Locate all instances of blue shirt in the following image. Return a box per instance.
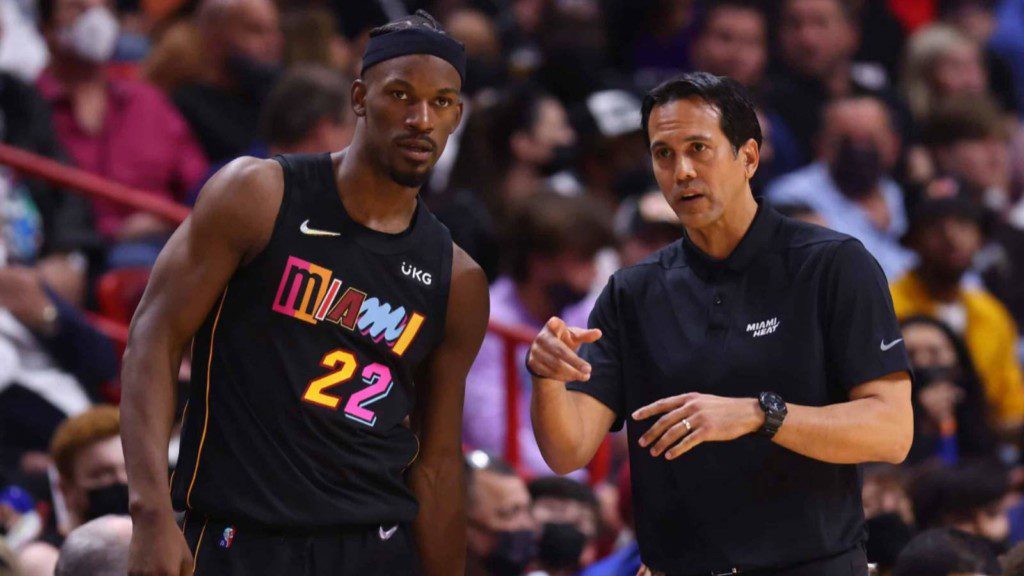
[765,162,915,281]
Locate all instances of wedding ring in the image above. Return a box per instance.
[682,418,692,433]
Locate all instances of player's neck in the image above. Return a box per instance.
[333,146,420,235]
[685,191,758,260]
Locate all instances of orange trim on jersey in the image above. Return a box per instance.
[193,518,209,571]
[392,312,425,356]
[186,288,228,509]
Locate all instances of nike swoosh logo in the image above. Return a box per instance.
[880,338,903,351]
[379,524,398,541]
[300,219,340,237]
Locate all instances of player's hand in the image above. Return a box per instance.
[128,510,193,576]
[527,316,602,383]
[633,393,764,460]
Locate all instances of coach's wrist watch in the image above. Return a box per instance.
[757,391,788,438]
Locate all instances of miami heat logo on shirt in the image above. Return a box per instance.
[271,256,425,357]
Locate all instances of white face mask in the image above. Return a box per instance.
[58,5,119,64]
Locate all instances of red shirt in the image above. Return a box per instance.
[37,69,208,238]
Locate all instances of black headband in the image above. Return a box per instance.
[361,27,466,84]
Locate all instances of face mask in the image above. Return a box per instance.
[830,137,882,200]
[912,364,962,388]
[484,529,537,576]
[546,281,589,313]
[84,482,129,521]
[59,6,119,64]
[226,54,281,101]
[538,522,587,571]
[539,145,578,177]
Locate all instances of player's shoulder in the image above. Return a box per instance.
[195,156,283,215]
[190,157,284,255]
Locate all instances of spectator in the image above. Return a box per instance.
[902,315,999,464]
[579,466,639,576]
[766,96,916,279]
[938,0,1020,114]
[444,8,506,96]
[279,7,352,73]
[259,65,355,156]
[987,0,1024,114]
[528,476,601,572]
[572,89,651,206]
[53,515,132,576]
[920,96,1024,326]
[0,540,15,576]
[890,198,1024,437]
[0,0,49,82]
[1005,542,1024,576]
[173,0,283,164]
[893,527,1002,576]
[17,406,127,576]
[0,63,98,261]
[463,192,612,477]
[613,189,683,269]
[766,0,909,162]
[908,461,1011,559]
[465,451,537,576]
[862,464,916,573]
[689,0,768,90]
[36,0,209,244]
[686,0,805,180]
[902,24,992,124]
[449,85,580,216]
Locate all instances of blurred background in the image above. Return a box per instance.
[2,0,1024,574]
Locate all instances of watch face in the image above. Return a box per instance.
[762,392,785,413]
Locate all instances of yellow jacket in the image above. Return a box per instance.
[890,272,1024,425]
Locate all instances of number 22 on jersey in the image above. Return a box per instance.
[302,348,395,427]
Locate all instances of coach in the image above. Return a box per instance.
[528,72,912,576]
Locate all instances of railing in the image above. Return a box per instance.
[0,143,612,483]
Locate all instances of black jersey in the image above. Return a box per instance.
[170,153,453,529]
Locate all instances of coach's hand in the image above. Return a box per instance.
[128,510,193,576]
[527,317,602,383]
[633,393,765,460]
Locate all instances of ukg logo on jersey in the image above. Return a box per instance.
[272,256,425,356]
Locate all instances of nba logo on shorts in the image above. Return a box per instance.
[219,526,236,549]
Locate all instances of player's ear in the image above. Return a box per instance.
[351,79,368,118]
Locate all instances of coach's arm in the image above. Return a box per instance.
[121,158,281,576]
[409,245,488,576]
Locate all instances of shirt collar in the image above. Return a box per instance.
[681,198,781,273]
[36,67,129,105]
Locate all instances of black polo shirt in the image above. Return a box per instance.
[567,203,909,574]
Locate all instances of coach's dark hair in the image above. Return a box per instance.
[260,66,350,148]
[640,72,762,153]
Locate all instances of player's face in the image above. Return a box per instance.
[648,97,758,231]
[354,55,464,188]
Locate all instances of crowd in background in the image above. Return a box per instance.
[2,0,1024,574]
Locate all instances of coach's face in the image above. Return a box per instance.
[648,97,758,230]
[353,55,464,188]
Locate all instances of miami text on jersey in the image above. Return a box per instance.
[272,255,426,356]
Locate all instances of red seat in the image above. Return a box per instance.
[96,267,151,324]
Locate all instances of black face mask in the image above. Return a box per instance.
[546,281,589,313]
[484,529,537,576]
[84,482,129,521]
[830,137,883,200]
[226,54,281,102]
[539,145,578,177]
[538,522,587,571]
[912,364,962,388]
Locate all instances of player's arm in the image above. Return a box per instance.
[121,157,281,576]
[409,245,488,576]
[633,372,913,464]
[529,317,617,475]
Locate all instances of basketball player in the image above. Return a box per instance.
[120,12,488,576]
